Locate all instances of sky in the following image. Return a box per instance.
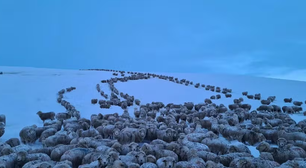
[0,0,306,81]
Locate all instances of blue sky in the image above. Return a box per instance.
[0,0,306,80]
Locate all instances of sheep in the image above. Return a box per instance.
[242,91,248,96]
[292,106,303,113]
[239,104,251,111]
[21,160,56,168]
[55,112,72,121]
[156,156,176,168]
[225,93,232,98]
[81,152,111,166]
[205,98,212,104]
[247,95,254,99]
[201,138,229,155]
[16,151,51,167]
[114,127,146,144]
[78,128,100,138]
[271,105,282,112]
[0,126,4,138]
[140,163,157,168]
[261,99,271,105]
[177,134,210,152]
[257,105,273,112]
[42,133,72,147]
[60,148,93,168]
[39,128,57,142]
[233,99,241,104]
[37,111,55,122]
[119,142,140,155]
[230,157,277,168]
[242,130,266,145]
[100,124,117,139]
[266,96,276,102]
[228,104,239,111]
[156,128,175,143]
[254,93,261,100]
[19,124,38,144]
[106,160,127,168]
[259,152,274,161]
[284,98,293,103]
[0,115,5,126]
[219,153,253,167]
[5,138,20,147]
[228,143,251,154]
[278,130,306,142]
[184,102,194,110]
[50,145,77,161]
[119,151,147,166]
[282,106,294,113]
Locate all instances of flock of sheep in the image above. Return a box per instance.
[1,69,306,168]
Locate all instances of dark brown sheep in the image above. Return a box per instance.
[284,98,293,103]
[247,95,254,99]
[293,101,303,106]
[91,99,98,104]
[37,111,55,122]
[225,93,232,98]
[242,91,248,96]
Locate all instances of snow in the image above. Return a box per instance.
[1,66,306,158]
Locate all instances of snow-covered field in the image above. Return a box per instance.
[1,66,306,159]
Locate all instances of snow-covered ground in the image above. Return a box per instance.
[1,66,306,158]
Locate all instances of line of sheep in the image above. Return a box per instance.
[85,69,306,113]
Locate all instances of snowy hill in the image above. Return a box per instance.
[1,66,306,166]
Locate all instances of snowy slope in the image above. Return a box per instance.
[1,66,306,158]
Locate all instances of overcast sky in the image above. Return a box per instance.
[1,0,306,81]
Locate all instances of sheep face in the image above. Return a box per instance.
[129,142,140,152]
[97,156,108,167]
[135,151,147,165]
[277,138,287,148]
[161,157,176,168]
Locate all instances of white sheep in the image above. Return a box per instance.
[156,156,176,168]
[19,124,38,144]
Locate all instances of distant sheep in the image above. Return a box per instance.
[91,99,98,104]
[261,99,271,105]
[247,95,254,99]
[293,101,303,106]
[267,96,276,102]
[225,93,232,98]
[254,93,261,100]
[284,98,293,103]
[135,99,141,106]
[242,91,248,96]
[205,98,212,104]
